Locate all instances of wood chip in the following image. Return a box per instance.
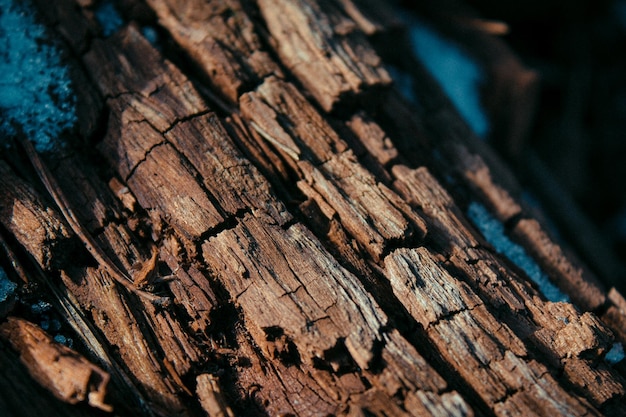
[0,317,112,412]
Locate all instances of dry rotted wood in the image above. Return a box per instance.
[1,0,625,416]
[0,339,91,417]
[0,161,74,270]
[0,317,111,412]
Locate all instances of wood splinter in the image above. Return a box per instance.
[0,317,113,412]
[16,135,170,306]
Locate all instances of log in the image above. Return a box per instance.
[0,0,625,416]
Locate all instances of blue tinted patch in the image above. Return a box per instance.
[0,267,17,316]
[0,268,17,303]
[0,0,77,152]
[605,342,625,365]
[408,18,489,138]
[94,0,124,37]
[467,201,569,302]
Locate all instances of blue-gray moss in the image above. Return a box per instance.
[94,0,124,37]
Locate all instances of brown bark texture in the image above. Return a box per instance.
[0,0,625,416]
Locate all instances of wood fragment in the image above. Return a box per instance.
[257,0,392,111]
[0,317,112,412]
[60,266,194,415]
[512,218,607,311]
[16,136,168,304]
[0,160,73,270]
[196,374,236,417]
[145,0,281,102]
[336,0,402,36]
[0,340,89,417]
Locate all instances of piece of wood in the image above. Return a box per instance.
[0,339,90,417]
[257,0,392,112]
[240,77,427,260]
[145,0,281,103]
[196,374,235,417]
[0,317,112,412]
[0,161,74,270]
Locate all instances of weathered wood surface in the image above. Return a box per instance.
[0,161,74,270]
[0,317,111,412]
[0,337,92,417]
[1,0,625,416]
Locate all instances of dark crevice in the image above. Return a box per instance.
[503,212,524,230]
[278,216,299,232]
[160,109,213,135]
[124,140,167,182]
[365,334,386,374]
[399,322,498,417]
[377,228,428,264]
[262,326,302,367]
[312,338,361,375]
[221,114,304,209]
[197,278,269,417]
[197,208,252,243]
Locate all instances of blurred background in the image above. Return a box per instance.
[465,0,626,265]
[398,0,626,290]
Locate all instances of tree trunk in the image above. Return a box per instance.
[1,0,625,416]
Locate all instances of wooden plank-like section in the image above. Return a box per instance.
[77,22,468,417]
[202,213,469,415]
[391,162,625,412]
[385,247,599,416]
[241,77,426,260]
[257,0,392,112]
[145,0,281,102]
[0,317,111,412]
[202,214,386,369]
[0,161,74,270]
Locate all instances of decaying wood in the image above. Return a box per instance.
[0,317,111,411]
[195,374,235,417]
[17,136,166,303]
[256,0,391,112]
[240,76,427,260]
[145,0,281,103]
[0,161,74,270]
[0,339,89,417]
[82,25,469,415]
[1,0,625,416]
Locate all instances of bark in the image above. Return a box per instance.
[0,0,625,416]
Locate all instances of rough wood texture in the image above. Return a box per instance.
[0,340,90,417]
[2,0,625,416]
[145,0,281,103]
[0,161,74,270]
[257,0,392,112]
[240,76,427,260]
[0,317,111,412]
